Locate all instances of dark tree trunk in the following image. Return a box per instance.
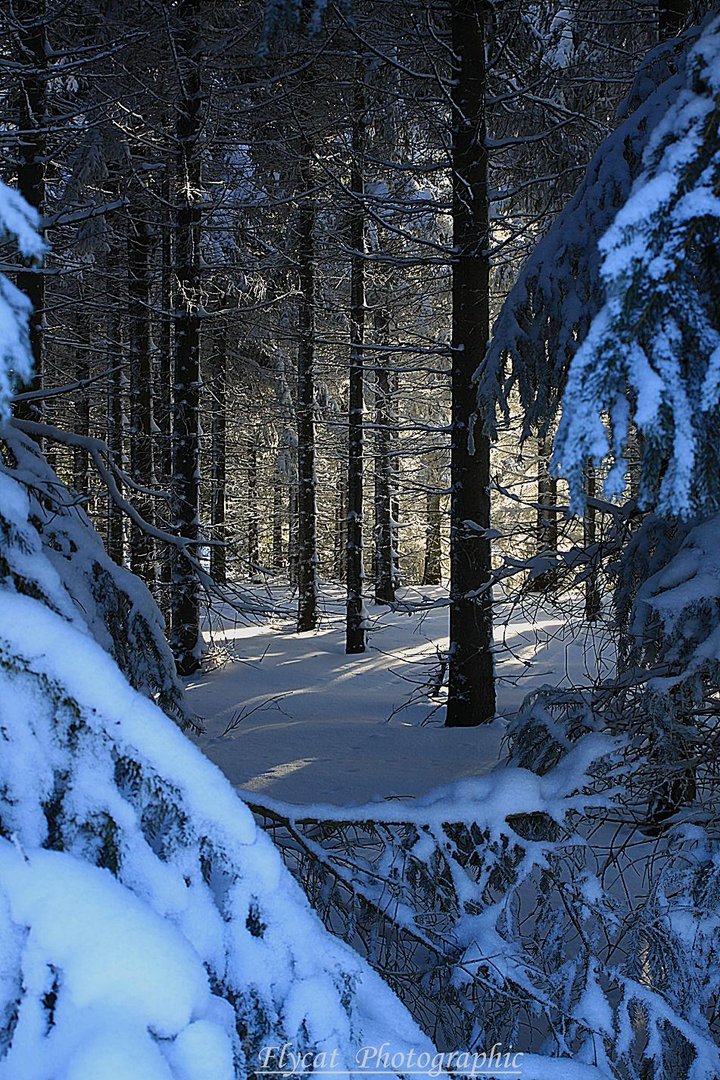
[157,162,175,599]
[272,470,284,573]
[14,0,47,420]
[210,336,227,586]
[529,432,558,593]
[334,462,347,583]
[73,350,90,497]
[446,0,496,727]
[107,312,125,566]
[390,367,401,591]
[288,482,299,589]
[584,466,601,622]
[373,302,395,604]
[537,434,558,553]
[170,0,203,675]
[346,70,367,654]
[422,488,443,587]
[296,160,319,632]
[247,436,259,576]
[127,218,156,587]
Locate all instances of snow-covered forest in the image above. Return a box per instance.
[2,0,720,1077]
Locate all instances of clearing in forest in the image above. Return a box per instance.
[188,585,613,805]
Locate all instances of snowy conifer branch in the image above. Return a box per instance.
[476,25,702,440]
[554,16,720,518]
[11,419,284,619]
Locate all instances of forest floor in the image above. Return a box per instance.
[187,585,614,807]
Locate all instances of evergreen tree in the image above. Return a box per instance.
[554,14,720,519]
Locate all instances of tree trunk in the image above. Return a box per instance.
[390,367,401,591]
[157,161,175,600]
[272,470,284,573]
[373,303,395,604]
[170,0,203,675]
[584,466,601,622]
[446,0,496,727]
[247,436,259,576]
[288,482,299,589]
[73,349,90,497]
[295,159,319,632]
[422,488,443,587]
[528,432,558,593]
[14,0,47,421]
[127,218,156,587]
[346,69,367,654]
[106,312,125,567]
[210,336,227,586]
[334,462,347,583]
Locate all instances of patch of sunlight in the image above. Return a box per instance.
[242,757,316,792]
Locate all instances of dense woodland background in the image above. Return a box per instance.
[3,2,720,1077]
[2,0,705,717]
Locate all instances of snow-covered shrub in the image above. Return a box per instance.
[0,559,432,1077]
[0,182,435,1078]
[258,711,720,1079]
[553,16,720,518]
[612,512,690,668]
[627,515,720,698]
[610,511,720,826]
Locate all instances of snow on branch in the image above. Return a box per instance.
[553,16,720,518]
[0,182,44,422]
[476,25,701,441]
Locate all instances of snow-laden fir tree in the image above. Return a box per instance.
[0,180,436,1079]
[553,14,720,519]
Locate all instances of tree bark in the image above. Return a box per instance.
[210,335,227,586]
[373,301,395,604]
[157,161,175,599]
[334,462,347,583]
[296,157,319,632]
[106,312,125,567]
[272,470,284,573]
[288,482,299,589]
[170,0,203,675]
[422,488,443,587]
[346,68,367,654]
[584,466,601,622]
[528,432,558,593]
[247,436,259,576]
[390,367,401,591]
[446,0,496,727]
[73,349,90,497]
[127,217,156,586]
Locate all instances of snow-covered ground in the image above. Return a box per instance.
[187,585,613,806]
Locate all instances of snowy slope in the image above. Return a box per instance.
[0,454,442,1079]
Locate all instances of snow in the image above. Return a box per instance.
[2,430,193,726]
[187,586,612,806]
[552,16,720,519]
[0,181,43,422]
[0,439,443,1079]
[477,21,700,440]
[0,843,215,1079]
